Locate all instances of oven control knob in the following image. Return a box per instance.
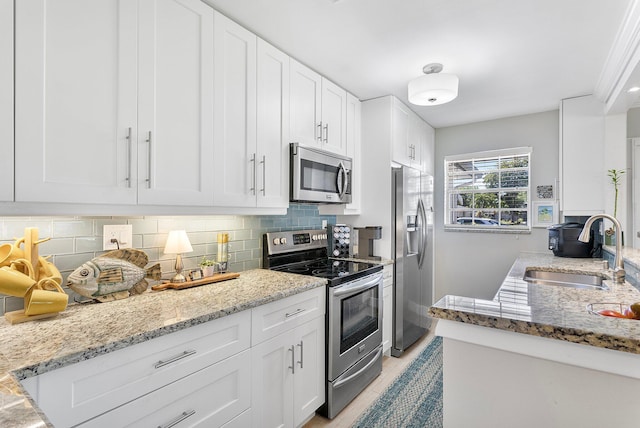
[273,238,280,245]
[311,234,317,241]
[280,237,287,245]
[333,249,340,256]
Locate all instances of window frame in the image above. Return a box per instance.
[444,147,532,233]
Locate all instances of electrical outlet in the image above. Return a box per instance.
[103,225,133,250]
[322,220,328,228]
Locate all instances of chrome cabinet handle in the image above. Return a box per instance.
[260,155,266,195]
[316,122,323,141]
[250,153,256,195]
[297,340,304,369]
[125,127,132,188]
[158,410,196,428]
[154,350,196,369]
[323,123,329,143]
[146,131,152,188]
[285,308,305,318]
[288,345,295,374]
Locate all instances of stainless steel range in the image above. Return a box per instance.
[263,229,384,419]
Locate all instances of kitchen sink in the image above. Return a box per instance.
[523,269,608,291]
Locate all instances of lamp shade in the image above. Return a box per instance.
[408,73,459,106]
[163,230,193,254]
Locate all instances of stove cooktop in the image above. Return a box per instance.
[271,258,382,286]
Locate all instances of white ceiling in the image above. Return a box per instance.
[203,0,633,128]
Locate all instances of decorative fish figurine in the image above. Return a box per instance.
[67,249,162,302]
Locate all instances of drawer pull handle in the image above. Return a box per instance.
[158,409,196,428]
[285,308,305,318]
[154,350,196,369]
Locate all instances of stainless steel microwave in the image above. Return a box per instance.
[290,143,352,204]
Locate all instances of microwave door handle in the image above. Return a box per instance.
[417,199,428,269]
[336,162,347,199]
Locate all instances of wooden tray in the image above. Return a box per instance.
[151,272,240,291]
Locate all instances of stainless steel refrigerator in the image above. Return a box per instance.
[391,166,434,357]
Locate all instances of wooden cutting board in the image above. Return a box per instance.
[151,272,240,291]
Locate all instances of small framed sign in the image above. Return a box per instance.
[532,201,558,228]
[189,269,203,281]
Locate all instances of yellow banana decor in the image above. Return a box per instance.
[0,227,68,324]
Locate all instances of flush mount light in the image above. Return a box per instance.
[628,86,640,93]
[408,63,459,106]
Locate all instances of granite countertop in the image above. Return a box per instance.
[429,252,640,354]
[0,269,326,428]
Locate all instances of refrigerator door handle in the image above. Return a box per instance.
[417,199,428,269]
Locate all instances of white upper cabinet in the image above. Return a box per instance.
[559,95,605,216]
[15,0,214,206]
[392,97,429,170]
[213,12,289,209]
[213,11,257,207]
[256,39,290,208]
[290,59,347,155]
[0,0,13,201]
[321,79,348,155]
[137,0,215,206]
[319,92,362,215]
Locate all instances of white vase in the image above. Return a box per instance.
[202,266,215,278]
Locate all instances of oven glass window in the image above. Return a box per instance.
[340,287,379,354]
[301,159,339,193]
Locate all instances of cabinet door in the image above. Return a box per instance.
[251,328,295,428]
[560,95,605,215]
[15,0,138,204]
[290,59,322,148]
[321,78,347,155]
[422,121,435,175]
[408,113,422,169]
[212,11,258,207]
[0,0,13,201]
[392,99,411,167]
[256,39,290,209]
[293,316,325,427]
[137,0,214,206]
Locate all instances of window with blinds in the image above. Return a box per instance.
[444,147,531,231]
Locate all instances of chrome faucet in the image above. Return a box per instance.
[578,214,625,283]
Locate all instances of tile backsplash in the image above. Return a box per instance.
[0,204,335,314]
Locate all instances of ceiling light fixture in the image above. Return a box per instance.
[408,63,459,106]
[628,86,640,93]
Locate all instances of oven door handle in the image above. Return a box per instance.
[333,347,383,389]
[332,274,382,297]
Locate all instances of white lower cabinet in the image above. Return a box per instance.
[20,288,326,427]
[79,349,252,427]
[22,310,251,427]
[251,316,325,428]
[251,286,326,428]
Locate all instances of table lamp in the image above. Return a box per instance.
[163,230,193,283]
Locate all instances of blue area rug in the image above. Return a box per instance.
[352,336,443,428]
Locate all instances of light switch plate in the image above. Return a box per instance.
[103,225,133,250]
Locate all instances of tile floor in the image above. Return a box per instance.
[304,326,437,428]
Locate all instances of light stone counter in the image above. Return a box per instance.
[429,252,640,354]
[0,269,326,428]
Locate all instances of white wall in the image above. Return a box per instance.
[434,110,558,300]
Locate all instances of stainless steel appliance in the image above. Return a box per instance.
[263,229,383,419]
[391,166,434,357]
[290,143,352,204]
[354,226,382,260]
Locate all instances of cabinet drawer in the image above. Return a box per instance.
[252,287,325,345]
[25,310,250,427]
[79,349,252,428]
